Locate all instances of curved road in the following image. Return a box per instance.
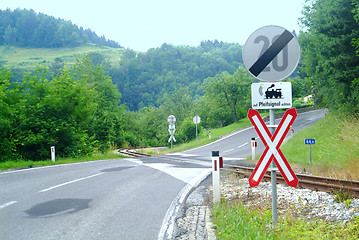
[0,109,327,240]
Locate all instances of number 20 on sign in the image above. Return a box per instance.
[243,25,301,82]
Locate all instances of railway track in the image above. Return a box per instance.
[117,149,359,198]
[118,149,152,158]
[227,165,359,198]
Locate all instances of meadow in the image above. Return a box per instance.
[0,44,123,69]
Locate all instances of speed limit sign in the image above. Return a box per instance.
[243,25,300,82]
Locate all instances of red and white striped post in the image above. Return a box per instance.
[212,151,221,203]
[251,137,257,161]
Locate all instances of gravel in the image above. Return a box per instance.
[220,174,359,224]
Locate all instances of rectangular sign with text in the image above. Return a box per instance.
[251,82,292,109]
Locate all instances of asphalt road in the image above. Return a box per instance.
[178,108,327,162]
[0,108,327,240]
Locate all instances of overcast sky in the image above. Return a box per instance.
[0,0,307,52]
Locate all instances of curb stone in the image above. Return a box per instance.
[175,206,216,240]
[205,207,216,240]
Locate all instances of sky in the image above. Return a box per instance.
[0,0,307,52]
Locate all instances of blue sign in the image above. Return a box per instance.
[305,139,315,145]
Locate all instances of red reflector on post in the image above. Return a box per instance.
[219,157,223,168]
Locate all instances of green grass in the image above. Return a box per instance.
[0,153,125,171]
[281,112,359,179]
[212,202,277,239]
[212,201,359,240]
[213,112,359,239]
[0,44,124,69]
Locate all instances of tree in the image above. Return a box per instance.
[70,56,125,152]
[3,25,16,45]
[0,68,16,161]
[0,56,126,161]
[203,67,253,122]
[32,14,57,47]
[299,0,359,114]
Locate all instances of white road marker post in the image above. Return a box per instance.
[212,151,221,204]
[51,146,55,163]
[251,137,257,161]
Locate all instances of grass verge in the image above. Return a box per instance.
[212,201,359,240]
[281,112,359,180]
[213,111,359,239]
[0,153,125,171]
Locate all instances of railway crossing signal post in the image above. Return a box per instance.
[193,115,201,141]
[243,25,300,224]
[167,115,176,152]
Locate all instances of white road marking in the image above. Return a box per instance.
[39,172,105,193]
[223,148,235,153]
[0,201,17,210]
[223,157,246,161]
[237,142,248,148]
[182,126,254,152]
[144,163,209,184]
[167,153,198,157]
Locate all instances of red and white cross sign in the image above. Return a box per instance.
[248,108,298,188]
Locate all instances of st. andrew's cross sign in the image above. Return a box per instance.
[247,108,298,188]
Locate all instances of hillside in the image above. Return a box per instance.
[0,8,122,48]
[0,40,246,111]
[0,44,124,69]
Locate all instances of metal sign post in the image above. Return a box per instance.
[193,115,200,141]
[269,109,278,223]
[243,25,300,224]
[305,139,315,166]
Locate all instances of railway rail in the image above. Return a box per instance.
[117,149,359,198]
[227,165,359,198]
[118,149,152,158]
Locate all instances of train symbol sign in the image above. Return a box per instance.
[247,108,298,188]
[243,25,300,82]
[251,82,292,109]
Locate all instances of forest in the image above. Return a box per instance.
[0,0,359,162]
[108,41,244,111]
[0,8,122,48]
